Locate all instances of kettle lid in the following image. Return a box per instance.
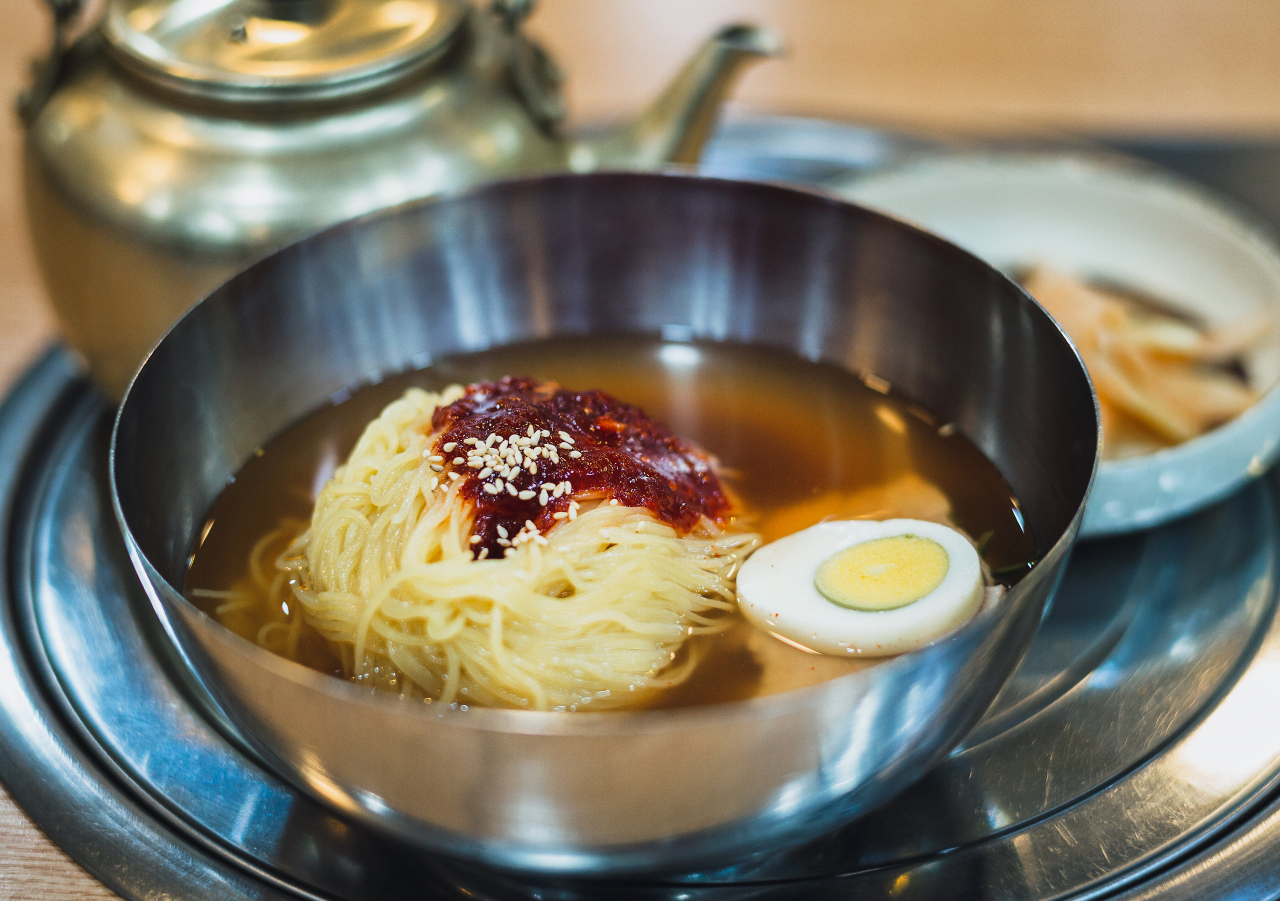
[102,0,467,102]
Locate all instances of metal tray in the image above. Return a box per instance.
[7,118,1280,899]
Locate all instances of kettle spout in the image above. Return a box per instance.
[577,24,783,170]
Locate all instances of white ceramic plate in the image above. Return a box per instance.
[834,152,1280,537]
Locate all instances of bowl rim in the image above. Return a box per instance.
[108,169,1099,736]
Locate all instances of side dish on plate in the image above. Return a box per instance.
[1022,266,1271,459]
[839,152,1280,535]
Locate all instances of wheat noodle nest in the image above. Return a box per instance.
[265,386,760,711]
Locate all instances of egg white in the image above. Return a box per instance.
[736,518,985,657]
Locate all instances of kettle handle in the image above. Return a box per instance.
[18,0,88,124]
[491,0,565,133]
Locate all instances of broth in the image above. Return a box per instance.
[185,336,1037,707]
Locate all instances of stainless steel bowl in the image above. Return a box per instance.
[111,172,1098,876]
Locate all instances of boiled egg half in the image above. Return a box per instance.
[736,519,985,656]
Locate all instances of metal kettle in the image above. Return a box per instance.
[20,0,781,397]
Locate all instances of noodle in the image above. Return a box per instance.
[279,386,760,711]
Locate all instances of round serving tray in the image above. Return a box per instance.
[7,118,1280,899]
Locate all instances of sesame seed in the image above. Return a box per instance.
[610,499,619,506]
[568,506,577,521]
[483,483,499,495]
[478,547,489,559]
[470,535,481,544]
[430,463,444,472]
[539,491,549,505]
[525,520,536,529]
[541,483,554,490]
[430,477,439,490]
[863,373,891,394]
[518,490,534,500]
[553,485,564,498]
[449,472,461,481]
[535,535,549,546]
[469,460,484,469]
[527,425,536,438]
[464,437,478,445]
[559,442,571,450]
[497,525,508,538]
[427,454,444,463]
[479,467,492,479]
[569,450,582,459]
[559,431,573,443]
[453,457,465,465]
[494,479,504,491]
[553,511,568,520]
[443,442,457,452]
[506,483,517,496]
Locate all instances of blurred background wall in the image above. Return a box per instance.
[526,0,1280,136]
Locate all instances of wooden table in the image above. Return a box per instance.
[4,1,1280,897]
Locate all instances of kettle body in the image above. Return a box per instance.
[22,0,779,396]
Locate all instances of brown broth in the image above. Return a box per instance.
[184,336,1038,707]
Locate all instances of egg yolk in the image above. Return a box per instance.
[814,535,949,611]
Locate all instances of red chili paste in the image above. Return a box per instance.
[431,377,732,558]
